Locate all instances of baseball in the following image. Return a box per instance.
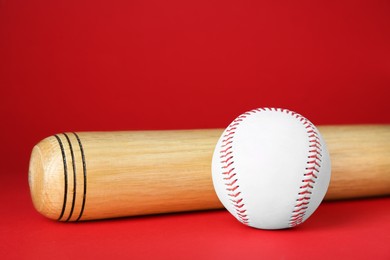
[212,107,331,229]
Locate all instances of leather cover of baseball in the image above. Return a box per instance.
[212,108,331,229]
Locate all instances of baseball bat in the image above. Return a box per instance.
[29,125,390,221]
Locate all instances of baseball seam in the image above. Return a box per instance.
[219,113,252,225]
[287,111,322,227]
[220,107,322,227]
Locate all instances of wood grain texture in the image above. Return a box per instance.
[321,125,390,200]
[29,125,390,221]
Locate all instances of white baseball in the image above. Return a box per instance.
[212,108,331,229]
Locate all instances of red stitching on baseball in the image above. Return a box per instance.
[222,168,235,175]
[298,190,312,195]
[231,198,243,204]
[224,173,237,180]
[220,156,234,163]
[220,120,249,224]
[226,179,238,186]
[220,146,233,153]
[288,111,323,227]
[221,141,233,148]
[220,151,232,158]
[224,131,235,137]
[296,196,310,201]
[234,203,245,209]
[296,201,309,207]
[226,185,239,192]
[222,136,234,142]
[221,161,234,168]
[293,207,308,213]
[305,171,318,176]
[300,183,313,189]
[291,212,305,218]
[228,192,241,197]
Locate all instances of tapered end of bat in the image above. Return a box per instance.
[29,145,44,215]
[29,133,88,221]
[29,136,65,220]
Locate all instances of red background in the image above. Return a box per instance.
[1,0,389,259]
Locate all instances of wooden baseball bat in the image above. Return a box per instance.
[29,125,390,221]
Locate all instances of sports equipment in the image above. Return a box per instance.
[212,108,330,229]
[29,119,390,222]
